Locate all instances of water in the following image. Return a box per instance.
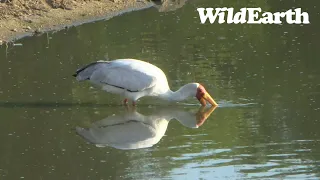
[0,0,320,179]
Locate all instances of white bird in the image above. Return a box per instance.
[76,106,216,150]
[73,59,218,106]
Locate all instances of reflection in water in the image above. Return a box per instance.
[76,106,216,150]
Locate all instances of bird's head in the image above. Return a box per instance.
[195,83,218,107]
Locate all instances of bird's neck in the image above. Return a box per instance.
[160,84,194,102]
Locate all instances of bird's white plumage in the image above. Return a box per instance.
[91,59,160,92]
[75,59,170,101]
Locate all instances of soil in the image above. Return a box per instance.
[0,0,152,44]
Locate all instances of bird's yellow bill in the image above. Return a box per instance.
[200,92,218,107]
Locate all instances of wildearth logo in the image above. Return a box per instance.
[197,8,310,24]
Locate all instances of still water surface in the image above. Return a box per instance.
[0,0,320,179]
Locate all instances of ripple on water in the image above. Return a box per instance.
[167,139,320,179]
[172,148,232,161]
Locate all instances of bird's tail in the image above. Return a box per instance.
[73,61,109,81]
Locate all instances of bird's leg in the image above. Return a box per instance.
[123,98,128,105]
[124,103,136,112]
[131,105,136,111]
[125,104,130,111]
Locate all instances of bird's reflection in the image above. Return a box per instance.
[76,106,216,150]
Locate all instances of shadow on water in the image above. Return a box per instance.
[76,106,216,150]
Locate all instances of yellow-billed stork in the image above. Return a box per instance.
[73,59,218,106]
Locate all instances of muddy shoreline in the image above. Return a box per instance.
[0,0,153,44]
